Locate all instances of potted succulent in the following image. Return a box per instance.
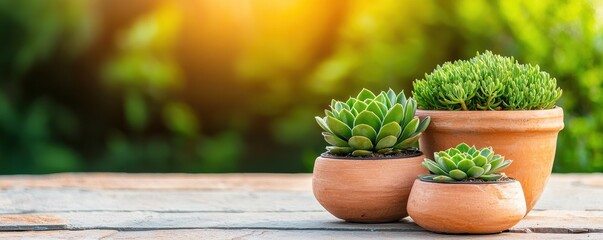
[313,88,430,223]
[412,51,564,213]
[408,143,526,234]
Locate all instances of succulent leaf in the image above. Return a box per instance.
[400,118,419,139]
[376,122,402,142]
[382,103,404,124]
[432,175,455,182]
[393,132,421,149]
[354,111,381,132]
[326,116,352,139]
[346,97,357,108]
[352,150,372,157]
[472,155,487,167]
[366,101,384,119]
[351,124,377,143]
[457,159,475,172]
[315,116,331,132]
[348,136,373,150]
[456,143,470,152]
[375,135,397,150]
[326,146,354,155]
[449,169,468,180]
[419,143,512,182]
[352,101,368,113]
[422,160,448,175]
[337,109,355,127]
[415,116,431,134]
[386,89,397,107]
[467,166,485,177]
[357,88,376,101]
[322,132,349,147]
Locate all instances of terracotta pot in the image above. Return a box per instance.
[415,108,563,213]
[312,153,427,223]
[408,179,526,234]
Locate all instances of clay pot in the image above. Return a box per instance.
[415,108,563,213]
[312,153,427,223]
[408,179,526,234]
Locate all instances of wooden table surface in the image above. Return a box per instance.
[0,173,601,239]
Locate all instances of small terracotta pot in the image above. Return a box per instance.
[415,107,563,213]
[312,153,427,223]
[408,179,526,234]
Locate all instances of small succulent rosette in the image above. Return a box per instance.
[420,143,513,182]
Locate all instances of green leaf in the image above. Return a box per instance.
[419,174,438,181]
[346,97,357,108]
[357,88,376,101]
[326,116,352,139]
[366,101,384,119]
[314,116,331,133]
[354,110,381,131]
[467,166,485,177]
[326,146,353,155]
[322,132,349,147]
[352,150,372,157]
[352,124,377,143]
[441,157,457,171]
[491,160,512,173]
[352,101,368,113]
[396,91,407,106]
[457,159,476,172]
[376,122,401,142]
[401,99,416,126]
[472,155,487,167]
[338,109,355,127]
[400,118,419,139]
[374,93,387,106]
[456,143,470,152]
[433,175,455,182]
[422,159,448,175]
[449,169,468,180]
[394,132,421,148]
[386,89,397,108]
[348,136,373,150]
[415,116,431,133]
[382,103,404,125]
[448,148,461,156]
[482,163,492,174]
[375,135,397,150]
[480,147,494,159]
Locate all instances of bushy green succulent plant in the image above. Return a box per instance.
[412,51,562,110]
[315,88,430,157]
[420,143,512,182]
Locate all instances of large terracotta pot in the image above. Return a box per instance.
[312,153,427,223]
[415,108,563,213]
[408,179,526,234]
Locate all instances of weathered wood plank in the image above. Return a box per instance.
[0,189,321,214]
[0,210,600,233]
[2,229,600,240]
[0,173,312,191]
[0,230,117,239]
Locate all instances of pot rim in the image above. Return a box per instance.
[415,106,562,113]
[417,178,517,185]
[319,149,423,160]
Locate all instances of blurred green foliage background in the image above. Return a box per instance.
[0,0,601,173]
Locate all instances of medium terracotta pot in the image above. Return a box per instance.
[408,179,526,234]
[415,108,563,213]
[312,153,427,223]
